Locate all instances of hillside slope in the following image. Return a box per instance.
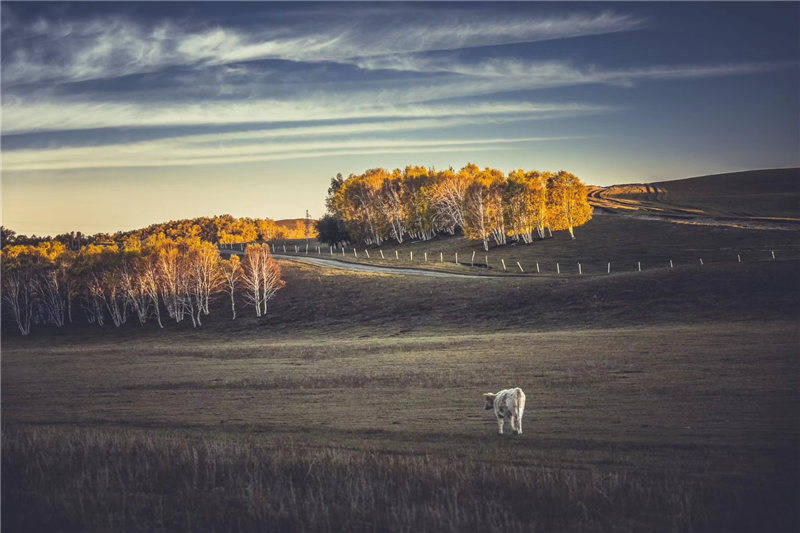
[588,168,800,226]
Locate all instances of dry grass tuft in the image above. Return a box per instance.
[4,425,795,532]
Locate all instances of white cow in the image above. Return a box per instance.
[483,387,526,435]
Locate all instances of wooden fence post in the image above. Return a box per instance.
[305,244,308,254]
[440,252,443,262]
[485,254,489,269]
[471,251,476,267]
[354,249,358,258]
[578,263,582,275]
[737,253,741,263]
[637,261,641,272]
[607,262,611,274]
[424,252,428,262]
[669,259,673,268]
[410,251,413,261]
[556,262,560,274]
[536,262,540,273]
[455,252,458,264]
[501,259,507,271]
[517,261,524,272]
[395,250,399,260]
[699,258,703,265]
[365,250,370,258]
[771,250,776,260]
[380,249,385,259]
[283,244,286,252]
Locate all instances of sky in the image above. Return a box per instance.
[1,2,798,236]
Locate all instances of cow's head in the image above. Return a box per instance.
[483,393,496,410]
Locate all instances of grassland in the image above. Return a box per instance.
[4,246,800,530]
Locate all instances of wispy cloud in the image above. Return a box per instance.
[2,56,781,136]
[1,99,608,134]
[2,134,584,171]
[353,55,791,84]
[1,9,643,86]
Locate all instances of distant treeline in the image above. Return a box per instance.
[1,214,316,251]
[319,164,592,250]
[1,237,284,336]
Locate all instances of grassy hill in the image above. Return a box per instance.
[588,167,800,222]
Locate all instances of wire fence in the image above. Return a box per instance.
[218,242,798,277]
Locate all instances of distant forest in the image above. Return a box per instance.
[1,215,316,251]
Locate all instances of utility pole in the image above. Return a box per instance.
[305,209,311,239]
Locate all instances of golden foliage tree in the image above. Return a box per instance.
[546,171,593,239]
[242,244,285,317]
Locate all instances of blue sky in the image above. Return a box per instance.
[1,2,798,235]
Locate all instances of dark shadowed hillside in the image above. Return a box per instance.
[588,168,800,223]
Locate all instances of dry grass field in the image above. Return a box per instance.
[3,249,800,530]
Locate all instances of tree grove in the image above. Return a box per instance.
[1,236,285,336]
[323,165,592,250]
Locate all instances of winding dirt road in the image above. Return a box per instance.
[270,254,492,278]
[224,248,492,277]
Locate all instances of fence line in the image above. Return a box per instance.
[222,243,796,277]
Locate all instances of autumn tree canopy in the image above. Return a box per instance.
[324,164,592,250]
[1,236,285,336]
[1,214,316,251]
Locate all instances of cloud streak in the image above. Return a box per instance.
[2,134,584,171]
[1,99,609,135]
[1,8,643,86]
[354,55,791,84]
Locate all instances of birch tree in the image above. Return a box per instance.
[242,245,263,317]
[221,255,242,319]
[462,166,506,250]
[188,239,221,323]
[505,170,547,243]
[242,244,285,317]
[429,168,470,234]
[157,244,183,322]
[547,171,593,239]
[378,169,406,243]
[120,261,149,325]
[35,267,67,327]
[341,172,386,245]
[401,166,437,241]
[2,268,34,335]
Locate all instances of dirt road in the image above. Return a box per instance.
[271,254,491,278]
